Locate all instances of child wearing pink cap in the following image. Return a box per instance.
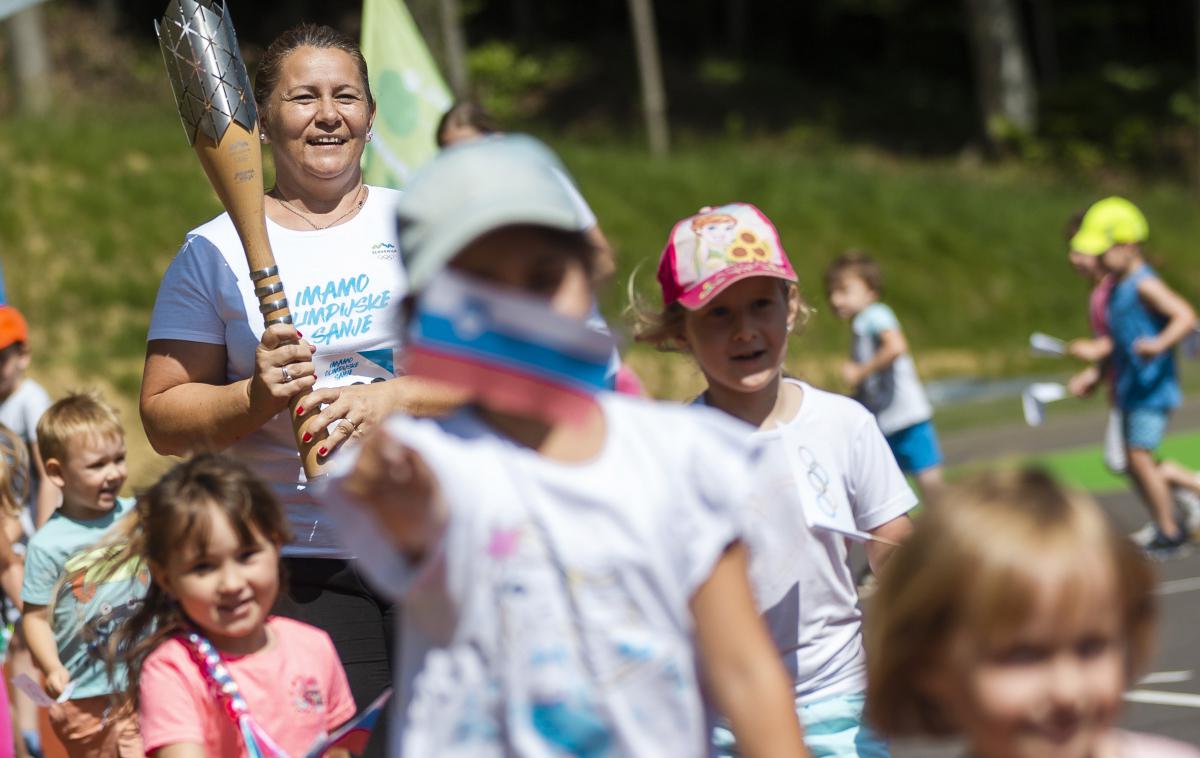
[635,202,915,757]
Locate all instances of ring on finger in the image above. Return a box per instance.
[280,365,293,383]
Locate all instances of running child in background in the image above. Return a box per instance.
[867,468,1200,758]
[102,454,356,758]
[1071,197,1197,556]
[1060,206,1200,544]
[20,392,146,756]
[635,203,914,757]
[824,252,944,502]
[323,136,807,757]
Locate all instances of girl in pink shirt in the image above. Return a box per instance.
[866,468,1200,758]
[111,454,355,757]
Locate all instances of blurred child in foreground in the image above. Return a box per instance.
[867,468,1200,757]
[322,136,806,756]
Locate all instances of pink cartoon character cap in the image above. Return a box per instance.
[656,202,798,309]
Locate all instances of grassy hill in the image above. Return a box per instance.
[3,106,1199,481]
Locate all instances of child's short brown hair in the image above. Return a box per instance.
[36,391,124,465]
[865,468,1156,738]
[823,250,883,297]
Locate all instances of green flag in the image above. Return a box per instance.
[361,0,453,188]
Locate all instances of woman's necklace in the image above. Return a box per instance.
[271,184,367,230]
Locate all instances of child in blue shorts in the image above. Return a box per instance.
[1070,196,1197,556]
[825,252,944,502]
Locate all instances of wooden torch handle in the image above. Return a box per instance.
[192,126,326,478]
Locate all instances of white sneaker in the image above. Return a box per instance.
[1172,484,1200,533]
[1130,522,1157,548]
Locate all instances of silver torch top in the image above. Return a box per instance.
[155,0,257,146]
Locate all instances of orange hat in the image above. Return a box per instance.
[0,306,28,351]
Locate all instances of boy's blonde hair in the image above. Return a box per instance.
[865,468,1156,738]
[0,424,29,517]
[36,391,124,465]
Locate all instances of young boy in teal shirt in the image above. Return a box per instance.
[21,392,148,755]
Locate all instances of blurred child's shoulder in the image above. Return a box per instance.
[865,301,899,320]
[1110,729,1200,757]
[601,391,754,439]
[381,409,493,450]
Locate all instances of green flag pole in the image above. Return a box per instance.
[361,0,454,188]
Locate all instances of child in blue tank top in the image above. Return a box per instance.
[1070,197,1197,556]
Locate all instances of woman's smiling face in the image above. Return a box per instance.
[263,46,374,187]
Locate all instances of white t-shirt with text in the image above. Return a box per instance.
[147,187,407,557]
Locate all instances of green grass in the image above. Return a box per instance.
[1016,430,1200,494]
[4,106,1200,405]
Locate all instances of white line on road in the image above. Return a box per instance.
[1156,576,1200,595]
[1139,670,1194,685]
[1125,690,1200,708]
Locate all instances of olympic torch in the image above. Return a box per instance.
[156,0,322,477]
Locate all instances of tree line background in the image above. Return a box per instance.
[5,0,1200,182]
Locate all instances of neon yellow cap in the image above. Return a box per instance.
[1069,196,1148,256]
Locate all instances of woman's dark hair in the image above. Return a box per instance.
[96,453,291,710]
[436,100,499,147]
[253,23,375,117]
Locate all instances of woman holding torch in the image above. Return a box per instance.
[142,23,448,756]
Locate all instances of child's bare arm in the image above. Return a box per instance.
[692,543,809,758]
[32,444,60,527]
[1134,277,1197,357]
[843,328,907,388]
[1067,336,1112,363]
[866,514,913,574]
[338,427,446,560]
[1067,364,1103,398]
[21,603,69,696]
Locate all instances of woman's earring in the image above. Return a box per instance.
[260,132,266,143]
[366,130,374,143]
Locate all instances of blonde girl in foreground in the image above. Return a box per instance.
[867,468,1200,758]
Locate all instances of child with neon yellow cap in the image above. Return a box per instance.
[1071,196,1197,556]
[1060,208,1200,546]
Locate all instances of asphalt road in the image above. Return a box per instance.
[890,405,1200,755]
